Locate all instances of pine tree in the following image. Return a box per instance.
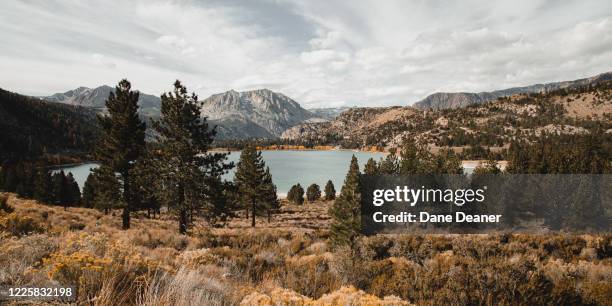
[129,152,163,219]
[65,172,81,206]
[152,80,232,234]
[399,140,427,174]
[33,168,53,203]
[378,148,399,174]
[90,166,121,215]
[431,149,463,174]
[82,170,96,209]
[306,183,321,202]
[234,144,270,227]
[329,155,361,248]
[287,184,297,203]
[15,163,35,198]
[290,183,304,205]
[96,79,146,229]
[363,158,378,175]
[52,170,68,209]
[262,167,279,222]
[324,180,336,200]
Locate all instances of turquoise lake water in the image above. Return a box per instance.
[55,150,478,196]
[55,150,386,196]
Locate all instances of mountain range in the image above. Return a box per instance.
[41,87,334,139]
[36,71,611,139]
[414,71,612,109]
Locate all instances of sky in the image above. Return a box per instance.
[1,0,611,108]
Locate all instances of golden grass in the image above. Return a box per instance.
[1,192,610,305]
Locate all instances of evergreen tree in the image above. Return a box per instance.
[262,167,279,222]
[96,79,146,229]
[306,183,321,202]
[152,80,232,234]
[399,140,428,174]
[52,171,68,209]
[324,180,336,200]
[15,163,35,198]
[90,166,121,215]
[287,184,297,203]
[234,144,270,227]
[363,158,378,175]
[430,149,463,174]
[82,170,96,209]
[33,168,53,203]
[378,148,399,174]
[329,155,361,248]
[129,152,163,219]
[65,172,81,206]
[289,183,305,205]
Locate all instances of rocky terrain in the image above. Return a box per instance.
[283,80,612,150]
[414,71,612,109]
[201,89,317,138]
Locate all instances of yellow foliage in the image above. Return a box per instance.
[240,286,411,305]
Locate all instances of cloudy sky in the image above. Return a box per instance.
[1,0,611,107]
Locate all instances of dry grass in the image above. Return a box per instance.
[1,192,610,305]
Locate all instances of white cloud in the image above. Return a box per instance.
[0,0,611,105]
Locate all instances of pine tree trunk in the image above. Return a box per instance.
[122,206,130,230]
[122,173,131,230]
[179,209,188,235]
[267,210,271,223]
[251,199,256,227]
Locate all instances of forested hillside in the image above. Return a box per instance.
[283,81,612,158]
[0,88,99,161]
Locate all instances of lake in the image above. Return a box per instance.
[55,150,480,196]
[55,150,386,196]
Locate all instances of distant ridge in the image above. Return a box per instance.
[414,71,612,109]
[42,85,161,117]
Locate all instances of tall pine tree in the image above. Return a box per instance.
[329,155,361,248]
[234,144,275,227]
[152,80,232,234]
[96,79,146,229]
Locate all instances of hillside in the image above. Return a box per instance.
[201,89,316,138]
[414,71,612,109]
[0,88,99,161]
[283,80,612,152]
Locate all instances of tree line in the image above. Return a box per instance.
[0,163,81,209]
[328,133,610,248]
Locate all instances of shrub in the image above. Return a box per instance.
[0,194,14,213]
[0,213,44,237]
[306,184,321,202]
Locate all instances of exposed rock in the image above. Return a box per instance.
[201,89,314,138]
